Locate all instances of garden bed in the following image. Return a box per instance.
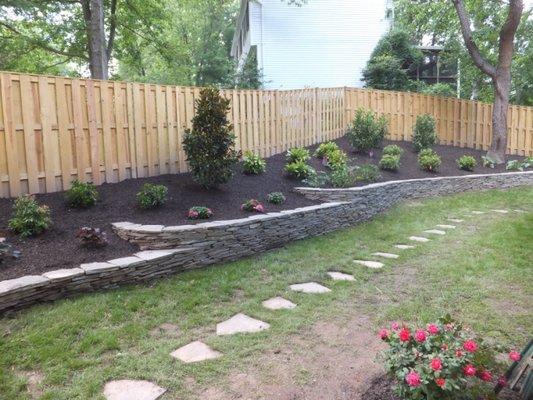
[0,137,526,281]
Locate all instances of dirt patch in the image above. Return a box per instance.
[149,323,181,338]
[17,370,44,399]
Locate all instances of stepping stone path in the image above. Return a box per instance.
[290,282,331,294]
[409,236,430,243]
[327,271,355,281]
[492,209,509,214]
[216,313,270,336]
[170,341,222,363]
[395,244,415,250]
[262,296,296,310]
[514,209,525,213]
[472,211,485,214]
[448,218,464,223]
[372,252,399,259]
[436,224,456,229]
[103,380,166,400]
[424,229,446,235]
[353,260,384,269]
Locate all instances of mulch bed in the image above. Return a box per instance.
[0,137,523,281]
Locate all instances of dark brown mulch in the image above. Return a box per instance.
[0,137,524,281]
[359,375,401,400]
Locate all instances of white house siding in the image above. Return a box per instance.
[254,0,391,89]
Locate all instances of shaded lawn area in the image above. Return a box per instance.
[0,187,531,399]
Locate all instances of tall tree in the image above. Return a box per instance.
[452,0,524,163]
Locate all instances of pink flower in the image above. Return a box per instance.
[479,370,492,382]
[391,322,400,331]
[509,351,521,362]
[441,344,448,351]
[445,323,454,331]
[497,376,507,387]
[399,327,410,342]
[463,340,478,353]
[456,349,463,358]
[405,371,421,387]
[430,358,442,371]
[254,204,265,213]
[427,323,439,335]
[379,328,389,340]
[415,329,427,343]
[463,364,476,377]
[435,378,446,388]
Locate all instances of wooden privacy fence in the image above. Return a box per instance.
[0,71,531,198]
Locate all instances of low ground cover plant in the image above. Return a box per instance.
[286,147,310,163]
[65,180,98,208]
[380,315,520,400]
[187,206,213,220]
[314,141,339,159]
[506,157,532,171]
[303,170,330,187]
[382,144,404,157]
[418,148,441,172]
[457,155,477,171]
[137,183,168,209]
[347,108,387,153]
[9,195,51,238]
[241,199,265,213]
[481,155,496,168]
[412,114,437,152]
[267,192,286,204]
[242,151,266,175]
[76,227,108,248]
[330,166,357,188]
[285,160,314,180]
[379,154,401,171]
[355,164,380,183]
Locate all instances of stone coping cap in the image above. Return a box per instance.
[0,275,50,296]
[42,268,84,281]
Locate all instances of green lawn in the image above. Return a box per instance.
[0,187,532,399]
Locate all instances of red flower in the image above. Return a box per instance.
[463,340,478,353]
[427,323,439,335]
[430,358,442,371]
[391,322,400,331]
[463,364,476,377]
[497,376,507,387]
[509,351,521,362]
[435,378,446,388]
[479,370,492,382]
[379,328,389,340]
[415,329,427,343]
[405,371,421,387]
[399,327,410,342]
[456,349,463,358]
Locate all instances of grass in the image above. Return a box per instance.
[0,187,532,399]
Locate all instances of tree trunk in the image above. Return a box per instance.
[487,74,511,164]
[82,0,109,80]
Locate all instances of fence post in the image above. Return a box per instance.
[314,87,322,143]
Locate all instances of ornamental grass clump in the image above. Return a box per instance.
[9,195,51,238]
[347,108,387,154]
[380,315,520,400]
[241,199,265,213]
[242,151,266,175]
[457,155,477,171]
[187,206,213,220]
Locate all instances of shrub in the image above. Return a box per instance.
[481,155,496,169]
[9,195,51,238]
[65,180,98,208]
[286,147,310,163]
[314,141,339,159]
[330,167,357,188]
[241,199,265,213]
[325,149,348,171]
[457,155,477,171]
[76,227,108,248]
[506,157,533,171]
[0,239,21,263]
[285,160,314,180]
[303,170,330,188]
[412,114,437,152]
[267,192,286,205]
[182,87,238,188]
[422,83,456,97]
[242,151,266,175]
[418,148,441,172]
[355,164,380,183]
[347,108,388,153]
[379,154,401,171]
[136,183,168,209]
[187,206,213,220]
[382,144,404,157]
[522,156,533,169]
[380,315,516,400]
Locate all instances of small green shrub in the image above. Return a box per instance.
[330,167,357,188]
[382,144,404,157]
[521,156,533,169]
[481,155,496,168]
[286,147,310,163]
[418,148,441,172]
[314,141,339,159]
[379,154,401,171]
[355,164,380,183]
[457,155,477,171]
[242,151,266,175]
[9,195,51,237]
[303,170,330,187]
[136,183,168,209]
[187,206,213,219]
[325,149,348,171]
[285,160,314,179]
[65,180,98,208]
[412,114,437,152]
[267,192,286,204]
[347,108,388,153]
[505,160,522,171]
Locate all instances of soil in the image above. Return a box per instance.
[0,138,523,281]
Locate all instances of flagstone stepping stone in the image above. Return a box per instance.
[372,252,399,259]
[471,211,485,214]
[327,271,355,281]
[170,340,222,363]
[436,224,456,229]
[395,244,415,250]
[409,236,430,242]
[262,296,297,310]
[448,218,464,223]
[513,209,525,213]
[353,260,384,269]
[424,229,446,235]
[290,282,331,294]
[216,313,270,336]
[492,209,509,214]
[103,380,166,400]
